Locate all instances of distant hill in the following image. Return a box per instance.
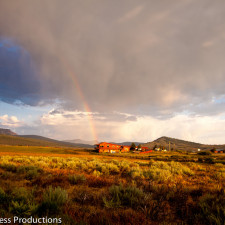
[143,136,225,152]
[0,134,93,148]
[1,127,224,152]
[0,128,17,136]
[112,141,143,146]
[64,139,98,145]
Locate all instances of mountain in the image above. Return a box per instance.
[19,135,94,148]
[0,134,93,148]
[64,139,144,147]
[0,128,17,136]
[112,141,143,146]
[64,139,98,145]
[143,136,225,152]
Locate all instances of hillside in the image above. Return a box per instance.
[143,136,225,152]
[20,135,93,148]
[0,135,93,148]
[64,139,98,145]
[112,141,143,146]
[0,128,17,135]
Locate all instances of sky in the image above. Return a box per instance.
[0,0,225,144]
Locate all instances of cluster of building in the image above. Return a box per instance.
[95,143,225,154]
[95,142,149,153]
[210,149,225,153]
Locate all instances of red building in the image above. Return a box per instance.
[95,142,151,153]
[141,147,148,151]
[95,142,130,153]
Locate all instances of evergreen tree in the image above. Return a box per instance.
[130,142,136,150]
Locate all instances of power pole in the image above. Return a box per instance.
[169,141,171,151]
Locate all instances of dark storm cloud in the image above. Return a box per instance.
[0,0,225,116]
[0,41,42,105]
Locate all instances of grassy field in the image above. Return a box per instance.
[0,146,224,224]
[0,145,87,154]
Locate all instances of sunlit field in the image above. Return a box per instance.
[0,147,225,224]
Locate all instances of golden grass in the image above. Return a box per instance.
[0,147,224,224]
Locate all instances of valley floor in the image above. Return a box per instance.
[0,146,224,225]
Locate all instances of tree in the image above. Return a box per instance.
[138,144,142,149]
[130,142,136,150]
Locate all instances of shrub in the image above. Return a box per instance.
[16,166,27,174]
[25,168,39,180]
[129,169,143,179]
[168,161,194,176]
[8,187,37,217]
[204,157,215,164]
[198,157,204,163]
[38,186,68,215]
[0,171,14,180]
[72,189,94,204]
[0,163,17,172]
[93,170,101,177]
[143,168,172,182]
[68,174,86,185]
[10,201,37,217]
[214,163,224,168]
[108,164,120,174]
[213,171,225,180]
[11,187,32,203]
[198,151,212,156]
[197,193,225,225]
[0,187,6,204]
[103,184,146,208]
[100,166,110,175]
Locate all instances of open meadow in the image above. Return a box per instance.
[0,146,225,225]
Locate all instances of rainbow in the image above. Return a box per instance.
[61,59,98,142]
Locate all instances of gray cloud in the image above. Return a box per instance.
[0,0,225,116]
[0,41,42,105]
[48,109,137,122]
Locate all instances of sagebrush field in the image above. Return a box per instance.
[0,147,225,225]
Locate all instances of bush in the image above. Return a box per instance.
[204,157,215,164]
[68,174,86,185]
[0,163,17,172]
[103,184,146,208]
[0,188,6,204]
[72,189,95,204]
[16,166,26,174]
[197,193,225,225]
[25,168,39,180]
[198,151,212,156]
[129,169,143,179]
[38,186,68,215]
[8,187,37,217]
[11,187,33,203]
[169,161,194,175]
[93,170,101,177]
[10,201,37,217]
[143,168,172,182]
